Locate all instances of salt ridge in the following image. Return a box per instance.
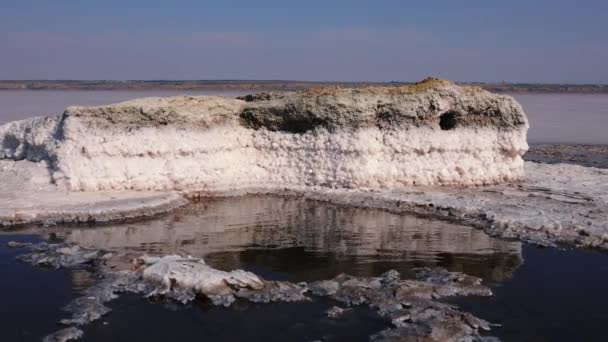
[0,78,529,192]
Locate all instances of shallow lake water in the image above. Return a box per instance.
[2,196,608,341]
[512,93,608,145]
[1,90,608,145]
[46,196,523,284]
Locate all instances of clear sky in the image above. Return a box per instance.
[1,0,606,83]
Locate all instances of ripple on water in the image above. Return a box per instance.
[43,195,522,284]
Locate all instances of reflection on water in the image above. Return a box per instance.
[70,269,97,292]
[50,196,522,283]
[5,222,608,341]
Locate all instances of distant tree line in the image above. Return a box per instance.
[0,80,606,93]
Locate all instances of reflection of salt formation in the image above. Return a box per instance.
[51,196,522,282]
[70,269,97,292]
[56,197,520,256]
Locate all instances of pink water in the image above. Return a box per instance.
[513,93,608,145]
[1,90,607,145]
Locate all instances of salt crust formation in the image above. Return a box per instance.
[2,159,607,250]
[1,79,607,250]
[0,160,187,226]
[0,78,529,192]
[12,241,498,342]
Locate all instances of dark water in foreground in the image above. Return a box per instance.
[2,196,608,341]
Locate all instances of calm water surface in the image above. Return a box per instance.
[1,90,607,145]
[512,93,608,145]
[49,196,523,284]
[2,196,608,341]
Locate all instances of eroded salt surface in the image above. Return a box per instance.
[0,79,528,191]
[298,161,608,249]
[2,158,607,250]
[0,160,187,226]
[11,241,498,342]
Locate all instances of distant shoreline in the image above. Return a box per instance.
[1,80,607,94]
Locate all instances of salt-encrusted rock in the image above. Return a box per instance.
[16,242,100,269]
[0,78,528,191]
[42,327,83,342]
[6,241,32,248]
[311,269,496,342]
[325,306,350,318]
[17,242,499,342]
[140,255,267,306]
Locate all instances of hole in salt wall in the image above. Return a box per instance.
[439,111,458,130]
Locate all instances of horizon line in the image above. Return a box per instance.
[1,79,608,86]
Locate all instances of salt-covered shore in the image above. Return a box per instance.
[3,158,608,249]
[1,78,607,250]
[3,79,608,341]
[0,159,187,226]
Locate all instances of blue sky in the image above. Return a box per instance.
[1,0,606,83]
